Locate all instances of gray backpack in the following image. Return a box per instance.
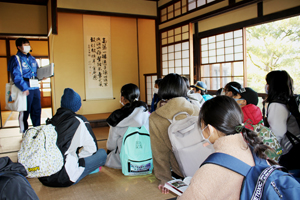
[168,112,215,177]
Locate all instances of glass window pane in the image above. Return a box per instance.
[162,38,167,45]
[222,77,231,87]
[175,43,181,51]
[169,60,174,68]
[201,38,208,44]
[217,55,224,62]
[202,65,210,77]
[161,8,167,15]
[188,2,196,10]
[188,0,194,3]
[225,39,233,47]
[201,44,208,51]
[182,32,189,40]
[212,64,220,76]
[202,51,208,57]
[217,48,224,55]
[234,37,243,45]
[225,32,233,39]
[169,68,175,73]
[182,25,189,33]
[208,36,215,43]
[175,59,182,67]
[225,54,234,62]
[182,58,189,66]
[168,36,174,43]
[209,56,216,63]
[234,29,243,37]
[209,43,215,50]
[175,67,182,74]
[175,52,182,59]
[211,78,220,90]
[162,54,168,61]
[197,0,206,7]
[182,67,189,75]
[163,61,168,68]
[182,0,187,6]
[225,47,233,54]
[169,53,174,60]
[163,69,168,75]
[216,41,224,48]
[222,63,231,76]
[234,62,243,76]
[234,45,243,53]
[168,5,173,12]
[209,50,216,57]
[182,50,189,58]
[202,57,208,64]
[162,47,168,54]
[162,32,167,38]
[216,34,224,41]
[168,45,174,52]
[235,53,243,60]
[168,30,174,37]
[182,42,189,50]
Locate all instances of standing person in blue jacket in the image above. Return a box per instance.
[39,88,107,187]
[7,38,41,133]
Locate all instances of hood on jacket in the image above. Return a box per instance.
[0,157,27,176]
[242,104,263,129]
[116,106,149,128]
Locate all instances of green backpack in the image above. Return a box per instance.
[248,120,282,161]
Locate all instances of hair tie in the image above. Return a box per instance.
[235,123,245,133]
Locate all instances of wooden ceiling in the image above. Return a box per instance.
[0,0,159,6]
[0,0,48,5]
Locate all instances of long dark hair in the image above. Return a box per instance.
[266,70,294,103]
[199,96,275,164]
[106,83,148,127]
[158,73,187,100]
[224,81,242,96]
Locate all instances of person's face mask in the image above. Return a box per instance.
[265,84,269,94]
[23,45,31,54]
[153,88,158,94]
[220,88,226,96]
[200,125,212,147]
[234,98,245,106]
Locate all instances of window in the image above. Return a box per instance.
[144,74,158,106]
[188,0,216,11]
[200,29,244,90]
[161,25,190,76]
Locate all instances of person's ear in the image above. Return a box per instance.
[17,46,22,51]
[235,93,242,99]
[207,124,217,136]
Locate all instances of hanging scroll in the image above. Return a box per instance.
[83,15,113,100]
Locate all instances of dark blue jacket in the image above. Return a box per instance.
[8,51,39,91]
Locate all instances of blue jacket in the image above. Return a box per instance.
[8,51,39,91]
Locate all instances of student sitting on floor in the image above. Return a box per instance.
[182,76,205,108]
[178,96,277,199]
[231,87,261,130]
[105,83,150,169]
[149,73,200,194]
[38,88,107,187]
[190,81,213,101]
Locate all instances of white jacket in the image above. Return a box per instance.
[105,106,150,168]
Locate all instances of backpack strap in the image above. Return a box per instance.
[250,165,284,200]
[201,152,251,176]
[168,112,190,123]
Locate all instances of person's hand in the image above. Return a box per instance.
[23,90,29,96]
[158,184,169,194]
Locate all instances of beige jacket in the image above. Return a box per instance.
[178,134,255,200]
[149,97,200,185]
